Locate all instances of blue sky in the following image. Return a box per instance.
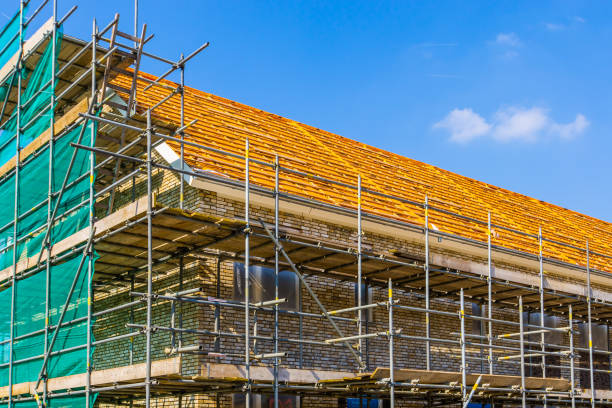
[36,1,612,221]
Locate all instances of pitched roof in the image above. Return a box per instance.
[112,72,611,274]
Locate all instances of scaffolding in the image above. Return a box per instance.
[0,1,609,407]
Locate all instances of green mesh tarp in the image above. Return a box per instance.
[0,8,23,71]
[0,119,95,272]
[0,11,97,408]
[0,27,62,166]
[0,252,93,383]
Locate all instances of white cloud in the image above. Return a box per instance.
[434,106,589,143]
[492,107,549,141]
[550,114,590,140]
[545,23,565,31]
[433,108,491,143]
[495,32,521,47]
[574,16,586,23]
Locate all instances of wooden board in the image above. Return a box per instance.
[371,367,570,391]
[199,363,359,384]
[0,357,181,398]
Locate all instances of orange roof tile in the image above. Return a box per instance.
[111,73,611,274]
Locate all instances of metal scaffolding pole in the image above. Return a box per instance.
[425,195,431,371]
[357,175,363,370]
[145,109,153,408]
[42,1,58,404]
[487,212,493,375]
[179,256,184,351]
[7,3,24,406]
[214,258,221,352]
[460,289,467,404]
[244,138,251,408]
[539,227,547,408]
[569,304,576,408]
[129,274,135,365]
[388,278,395,408]
[85,18,98,408]
[586,240,595,408]
[179,52,185,210]
[519,296,526,408]
[134,0,138,46]
[274,154,280,408]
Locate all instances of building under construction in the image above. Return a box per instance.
[0,1,610,407]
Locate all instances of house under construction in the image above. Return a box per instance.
[0,2,610,407]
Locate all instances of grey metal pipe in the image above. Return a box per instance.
[274,154,279,408]
[487,212,493,375]
[357,175,363,369]
[388,278,395,407]
[519,296,526,408]
[7,4,25,406]
[539,227,548,408]
[586,240,595,408]
[460,289,467,403]
[569,304,576,408]
[425,196,431,371]
[244,138,251,408]
[43,1,58,402]
[145,109,153,408]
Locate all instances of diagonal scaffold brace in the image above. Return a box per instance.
[257,217,364,369]
[31,225,96,407]
[34,93,99,268]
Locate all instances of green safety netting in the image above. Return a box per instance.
[0,121,96,271]
[0,8,24,71]
[0,26,63,165]
[0,9,97,408]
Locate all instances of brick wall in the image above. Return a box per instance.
[91,167,610,407]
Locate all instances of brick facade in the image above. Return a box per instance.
[92,167,610,407]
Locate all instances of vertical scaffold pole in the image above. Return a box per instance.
[274,154,279,408]
[519,296,526,408]
[538,226,547,408]
[134,0,138,45]
[214,257,221,352]
[388,278,395,408]
[586,240,595,408]
[569,304,576,408]
[86,19,98,408]
[129,275,135,364]
[145,110,153,408]
[487,212,493,375]
[298,277,303,368]
[43,1,58,404]
[460,289,467,403]
[357,175,363,370]
[179,53,184,210]
[179,255,184,349]
[8,3,25,407]
[244,138,251,408]
[425,196,431,371]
